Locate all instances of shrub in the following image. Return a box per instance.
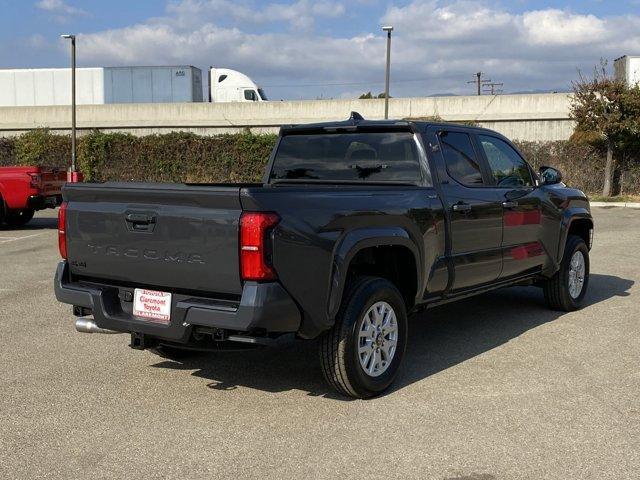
[76,130,276,183]
[514,140,606,194]
[78,130,138,182]
[0,137,16,166]
[13,129,70,167]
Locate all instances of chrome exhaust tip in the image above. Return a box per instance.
[75,318,121,334]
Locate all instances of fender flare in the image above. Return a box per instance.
[326,227,422,320]
[557,208,593,263]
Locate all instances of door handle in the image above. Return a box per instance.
[502,201,518,209]
[452,203,472,213]
[125,213,157,232]
[126,213,156,224]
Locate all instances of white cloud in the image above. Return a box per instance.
[383,0,515,41]
[379,1,640,92]
[264,1,345,31]
[164,0,345,31]
[71,0,640,99]
[36,0,88,17]
[79,23,382,77]
[28,34,48,48]
[521,9,608,46]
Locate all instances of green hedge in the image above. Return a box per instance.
[1,128,638,195]
[0,137,16,165]
[0,129,71,168]
[0,129,276,183]
[77,131,276,183]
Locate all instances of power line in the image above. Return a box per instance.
[262,77,435,88]
[483,82,504,95]
[264,73,506,93]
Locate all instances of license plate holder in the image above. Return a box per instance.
[133,288,172,324]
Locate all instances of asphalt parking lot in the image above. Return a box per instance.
[1,207,638,479]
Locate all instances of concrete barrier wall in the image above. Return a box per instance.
[0,93,574,141]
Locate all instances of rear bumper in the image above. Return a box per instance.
[53,261,301,343]
[27,194,62,210]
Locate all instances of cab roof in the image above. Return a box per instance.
[279,111,498,136]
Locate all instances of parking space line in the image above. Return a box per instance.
[0,233,45,244]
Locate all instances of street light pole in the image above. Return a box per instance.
[382,26,393,119]
[61,34,77,178]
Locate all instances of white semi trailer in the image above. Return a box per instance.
[0,66,203,106]
[0,66,267,106]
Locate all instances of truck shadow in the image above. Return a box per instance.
[151,273,633,400]
[0,216,58,231]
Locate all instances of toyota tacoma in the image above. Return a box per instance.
[54,114,593,398]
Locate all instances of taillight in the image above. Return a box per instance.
[29,173,42,189]
[239,212,280,281]
[58,202,68,259]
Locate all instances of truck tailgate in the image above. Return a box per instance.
[40,168,66,196]
[64,182,243,295]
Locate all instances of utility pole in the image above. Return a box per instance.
[475,71,482,96]
[382,25,393,119]
[467,72,492,96]
[61,34,79,182]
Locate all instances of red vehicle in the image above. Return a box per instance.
[0,166,66,226]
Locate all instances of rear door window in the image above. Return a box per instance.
[270,131,422,183]
[438,131,484,186]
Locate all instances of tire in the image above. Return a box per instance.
[149,344,198,361]
[4,208,35,227]
[319,276,408,399]
[543,234,590,311]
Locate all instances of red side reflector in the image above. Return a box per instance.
[58,201,68,259]
[239,212,280,281]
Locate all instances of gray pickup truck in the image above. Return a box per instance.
[54,113,593,398]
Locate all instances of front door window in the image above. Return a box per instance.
[478,135,533,187]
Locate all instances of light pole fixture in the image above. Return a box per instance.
[382,26,393,119]
[60,34,78,180]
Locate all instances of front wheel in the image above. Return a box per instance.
[319,276,408,399]
[543,234,590,311]
[4,208,35,227]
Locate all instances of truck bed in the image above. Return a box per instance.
[0,166,65,210]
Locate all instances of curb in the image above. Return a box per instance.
[591,202,640,209]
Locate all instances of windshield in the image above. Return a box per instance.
[269,131,421,183]
[258,88,268,101]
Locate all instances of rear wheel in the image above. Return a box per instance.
[4,208,35,227]
[543,234,590,311]
[319,276,408,399]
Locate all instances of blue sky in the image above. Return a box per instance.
[1,0,639,99]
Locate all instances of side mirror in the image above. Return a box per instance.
[539,166,563,185]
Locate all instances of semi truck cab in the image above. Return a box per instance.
[208,68,267,102]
